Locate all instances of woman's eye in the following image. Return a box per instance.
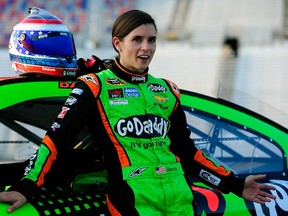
[134,37,142,42]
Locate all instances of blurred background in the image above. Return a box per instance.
[1,0,288,127]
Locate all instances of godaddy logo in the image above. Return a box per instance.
[147,83,167,93]
[115,114,170,138]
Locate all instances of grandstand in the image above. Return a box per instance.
[186,0,283,46]
[0,0,88,47]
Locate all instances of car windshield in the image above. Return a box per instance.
[184,107,284,175]
[183,85,287,176]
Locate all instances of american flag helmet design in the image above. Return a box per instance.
[8,7,78,77]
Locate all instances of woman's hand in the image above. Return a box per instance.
[0,191,27,213]
[242,174,276,204]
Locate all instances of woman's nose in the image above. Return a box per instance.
[141,41,150,50]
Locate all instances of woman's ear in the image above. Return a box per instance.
[112,37,121,52]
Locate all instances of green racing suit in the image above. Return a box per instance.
[10,58,245,215]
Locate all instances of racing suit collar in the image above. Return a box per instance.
[111,57,149,84]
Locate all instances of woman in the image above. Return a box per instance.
[0,9,276,215]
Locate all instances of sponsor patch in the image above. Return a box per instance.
[108,89,123,98]
[199,169,221,186]
[65,96,77,106]
[71,88,83,95]
[147,83,167,93]
[57,106,70,119]
[129,167,147,177]
[105,78,126,85]
[131,76,146,82]
[153,95,169,103]
[115,114,169,138]
[51,122,61,131]
[109,99,128,106]
[124,88,140,97]
[24,152,37,176]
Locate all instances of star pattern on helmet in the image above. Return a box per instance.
[14,30,50,56]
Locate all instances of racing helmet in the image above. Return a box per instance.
[9,7,78,77]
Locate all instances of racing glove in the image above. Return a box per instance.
[77,55,106,76]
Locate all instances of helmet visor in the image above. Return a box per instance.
[18,31,76,56]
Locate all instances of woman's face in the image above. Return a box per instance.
[113,23,157,73]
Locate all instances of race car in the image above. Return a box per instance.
[0,75,287,216]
